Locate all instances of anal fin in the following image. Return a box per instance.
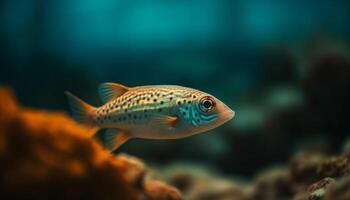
[104,129,130,152]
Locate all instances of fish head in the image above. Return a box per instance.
[179,92,235,135]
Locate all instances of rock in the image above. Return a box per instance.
[250,168,293,200]
[161,164,247,200]
[185,179,247,200]
[158,151,350,200]
[307,177,335,200]
[324,176,350,200]
[114,153,147,189]
[114,154,183,200]
[317,156,350,178]
[143,178,182,200]
[289,153,326,186]
[293,193,309,200]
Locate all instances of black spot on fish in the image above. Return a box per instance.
[153,99,157,102]
[158,108,162,112]
[160,101,164,105]
[133,115,137,119]
[185,107,188,110]
[170,97,173,100]
[193,95,196,98]
[183,100,186,103]
[183,112,186,115]
[195,113,198,117]
[188,101,191,104]
[197,119,200,122]
[118,117,121,121]
[177,102,181,105]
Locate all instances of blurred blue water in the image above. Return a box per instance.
[2,0,350,62]
[1,0,350,177]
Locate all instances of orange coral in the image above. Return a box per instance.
[0,88,137,200]
[0,87,183,200]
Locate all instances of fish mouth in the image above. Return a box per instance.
[221,109,235,123]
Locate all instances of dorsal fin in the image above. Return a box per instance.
[98,82,129,103]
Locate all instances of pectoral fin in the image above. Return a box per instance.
[104,129,130,152]
[151,115,178,130]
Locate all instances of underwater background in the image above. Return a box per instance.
[1,0,350,199]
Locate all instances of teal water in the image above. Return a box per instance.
[1,0,350,178]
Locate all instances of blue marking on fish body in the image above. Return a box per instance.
[192,118,199,127]
[199,114,218,123]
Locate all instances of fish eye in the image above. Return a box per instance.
[199,96,215,113]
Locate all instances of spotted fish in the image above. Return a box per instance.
[66,83,235,151]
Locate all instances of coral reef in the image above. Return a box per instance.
[0,88,181,200]
[158,150,350,200]
[159,164,249,200]
[307,177,335,200]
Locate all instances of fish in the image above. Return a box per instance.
[66,83,235,151]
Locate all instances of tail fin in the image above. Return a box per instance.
[65,91,96,125]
